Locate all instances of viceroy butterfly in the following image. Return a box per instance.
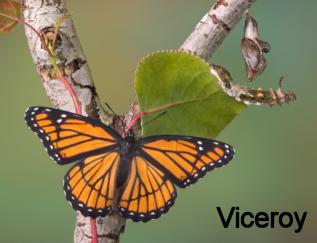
[25,106,235,222]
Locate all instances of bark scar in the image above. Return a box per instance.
[103,233,119,240]
[213,0,229,10]
[71,78,96,95]
[65,58,87,75]
[71,77,100,119]
[209,14,231,32]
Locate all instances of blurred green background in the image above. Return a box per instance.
[1,0,316,242]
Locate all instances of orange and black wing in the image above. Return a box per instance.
[25,106,121,164]
[118,156,177,222]
[64,151,120,218]
[136,135,234,188]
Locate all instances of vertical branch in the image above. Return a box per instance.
[22,0,102,118]
[22,0,126,242]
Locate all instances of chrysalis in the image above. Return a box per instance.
[241,14,271,80]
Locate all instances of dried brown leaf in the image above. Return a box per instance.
[0,0,21,33]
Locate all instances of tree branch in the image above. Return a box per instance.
[22,1,126,243]
[22,0,105,119]
[180,0,255,60]
[22,0,255,242]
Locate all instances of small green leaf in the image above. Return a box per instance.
[0,0,20,33]
[135,51,246,139]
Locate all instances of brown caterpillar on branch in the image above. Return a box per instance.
[210,64,296,106]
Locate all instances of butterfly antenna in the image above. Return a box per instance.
[105,102,127,132]
[141,111,167,128]
[104,102,117,116]
[104,102,127,130]
[123,110,167,137]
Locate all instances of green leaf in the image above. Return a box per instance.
[135,51,246,139]
[0,0,20,33]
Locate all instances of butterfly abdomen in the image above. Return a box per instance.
[116,156,132,188]
[115,138,135,188]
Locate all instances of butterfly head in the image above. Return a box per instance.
[121,129,137,155]
[124,129,136,142]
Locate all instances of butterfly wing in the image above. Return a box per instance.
[136,135,234,188]
[64,151,120,218]
[25,106,122,164]
[118,156,177,222]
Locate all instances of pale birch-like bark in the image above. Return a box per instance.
[22,0,102,117]
[22,1,126,242]
[180,0,255,60]
[22,0,255,242]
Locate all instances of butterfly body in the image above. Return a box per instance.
[25,106,235,222]
[116,132,136,188]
